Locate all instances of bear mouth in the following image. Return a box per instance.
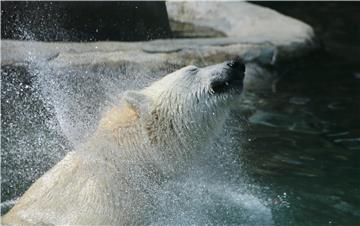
[210,75,244,94]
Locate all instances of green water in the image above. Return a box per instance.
[238,52,360,226]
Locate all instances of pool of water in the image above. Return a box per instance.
[236,51,360,226]
[1,50,359,225]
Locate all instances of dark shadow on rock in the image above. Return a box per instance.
[1,1,172,41]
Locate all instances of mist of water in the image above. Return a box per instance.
[1,36,275,225]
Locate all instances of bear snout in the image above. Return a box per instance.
[209,57,246,94]
[210,61,245,94]
[224,56,246,85]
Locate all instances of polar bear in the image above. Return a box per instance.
[2,58,246,225]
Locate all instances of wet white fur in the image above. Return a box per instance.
[3,63,241,225]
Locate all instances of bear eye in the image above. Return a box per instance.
[187,66,198,73]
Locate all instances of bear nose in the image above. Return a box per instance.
[226,56,245,73]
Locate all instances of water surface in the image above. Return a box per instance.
[237,52,360,226]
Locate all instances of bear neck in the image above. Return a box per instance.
[143,102,229,177]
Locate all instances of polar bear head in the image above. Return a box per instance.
[121,57,246,174]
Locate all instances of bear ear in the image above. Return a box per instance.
[122,90,151,117]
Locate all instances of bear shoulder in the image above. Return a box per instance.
[98,103,140,133]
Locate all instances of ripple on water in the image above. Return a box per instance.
[248,110,330,134]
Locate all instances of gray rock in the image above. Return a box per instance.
[2,2,316,93]
[166,1,316,57]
